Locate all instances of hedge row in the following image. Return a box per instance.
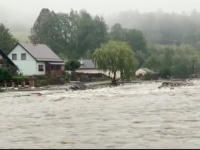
[12,76,30,85]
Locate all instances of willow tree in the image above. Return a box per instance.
[92,40,137,85]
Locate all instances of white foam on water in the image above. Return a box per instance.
[1,82,200,148]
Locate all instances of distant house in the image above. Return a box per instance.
[0,48,18,72]
[135,68,156,77]
[8,42,65,76]
[74,59,121,78]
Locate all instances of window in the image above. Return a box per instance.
[38,65,44,71]
[12,54,17,60]
[21,53,26,60]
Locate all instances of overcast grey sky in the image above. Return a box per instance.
[1,0,200,32]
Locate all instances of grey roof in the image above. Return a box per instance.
[64,59,96,69]
[141,68,156,74]
[18,42,63,62]
[79,59,96,69]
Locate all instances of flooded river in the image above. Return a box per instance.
[1,81,200,149]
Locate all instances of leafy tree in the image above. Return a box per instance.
[162,47,174,67]
[160,66,171,79]
[109,23,147,53]
[0,68,13,83]
[109,23,126,41]
[142,44,200,78]
[65,59,81,81]
[92,40,137,85]
[143,55,161,72]
[109,23,147,68]
[171,57,191,78]
[58,52,68,61]
[29,9,64,55]
[29,8,108,59]
[134,51,147,68]
[125,29,147,53]
[65,59,81,72]
[0,23,17,54]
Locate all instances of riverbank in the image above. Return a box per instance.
[0,78,196,93]
[0,80,140,93]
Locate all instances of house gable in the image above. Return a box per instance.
[8,44,45,76]
[8,44,36,62]
[8,43,37,61]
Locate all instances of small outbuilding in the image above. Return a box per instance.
[135,68,156,77]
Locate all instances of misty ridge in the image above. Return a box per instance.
[1,8,200,45]
[106,9,200,45]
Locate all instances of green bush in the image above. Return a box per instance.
[0,68,13,83]
[35,79,49,87]
[62,71,71,82]
[144,73,154,80]
[34,75,49,80]
[35,81,41,87]
[71,72,77,81]
[12,76,30,85]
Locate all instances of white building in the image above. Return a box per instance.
[8,42,65,76]
[73,59,121,79]
[135,68,156,77]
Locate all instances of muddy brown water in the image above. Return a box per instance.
[1,81,200,149]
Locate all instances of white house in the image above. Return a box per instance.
[69,59,121,79]
[135,68,156,77]
[8,42,65,76]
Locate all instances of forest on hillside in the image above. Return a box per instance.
[105,9,200,45]
[1,8,200,78]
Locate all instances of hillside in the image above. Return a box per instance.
[104,10,200,45]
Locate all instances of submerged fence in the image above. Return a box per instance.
[0,79,35,88]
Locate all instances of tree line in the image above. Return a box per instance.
[105,9,200,45]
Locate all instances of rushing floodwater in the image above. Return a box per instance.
[1,81,200,149]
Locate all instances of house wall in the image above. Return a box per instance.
[8,45,45,76]
[0,54,2,59]
[76,69,121,78]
